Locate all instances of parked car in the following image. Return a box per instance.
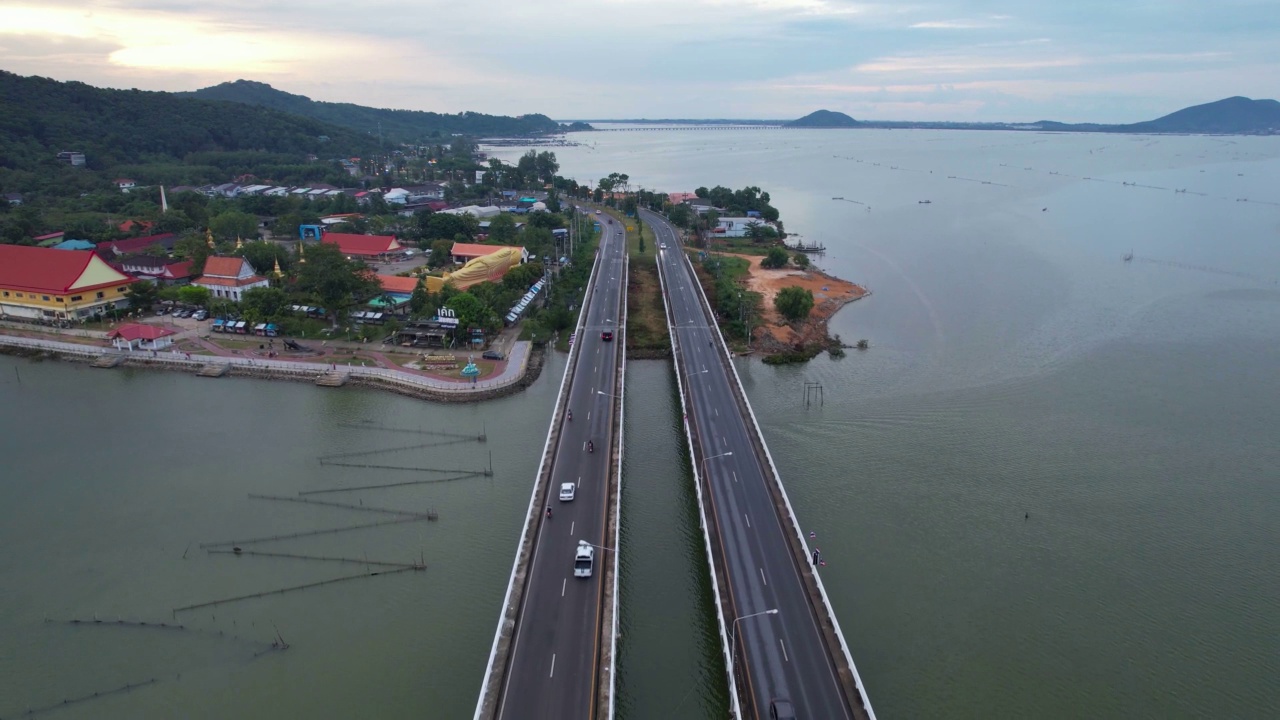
[154,307,167,316]
[482,350,504,361]
[192,310,208,321]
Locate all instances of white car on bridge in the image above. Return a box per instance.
[573,541,594,578]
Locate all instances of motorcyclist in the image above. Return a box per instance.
[588,440,594,453]
[567,409,573,421]
[546,506,552,518]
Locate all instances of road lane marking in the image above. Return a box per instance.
[745,513,751,528]
[570,521,575,534]
[732,470,738,483]
[759,568,767,585]
[562,578,567,597]
[779,638,789,663]
[550,653,557,677]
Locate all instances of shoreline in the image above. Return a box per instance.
[730,253,870,357]
[0,335,547,403]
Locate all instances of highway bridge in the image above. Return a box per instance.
[643,208,876,720]
[475,213,627,720]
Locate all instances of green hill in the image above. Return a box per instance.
[786,110,861,128]
[183,80,563,142]
[0,71,379,175]
[1122,96,1280,134]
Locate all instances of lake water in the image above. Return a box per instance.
[2,128,1278,718]
[495,128,1280,718]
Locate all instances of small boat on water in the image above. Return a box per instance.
[1123,250,1134,262]
[918,200,931,204]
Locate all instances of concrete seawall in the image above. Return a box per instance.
[0,334,545,404]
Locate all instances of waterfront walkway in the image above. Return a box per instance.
[0,332,533,396]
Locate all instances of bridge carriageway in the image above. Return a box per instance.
[475,210,627,720]
[642,207,876,720]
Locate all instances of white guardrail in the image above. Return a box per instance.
[0,334,530,394]
[677,235,877,720]
[606,252,628,720]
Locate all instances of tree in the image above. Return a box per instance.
[534,151,559,185]
[502,261,544,291]
[775,286,814,321]
[761,246,789,269]
[421,212,478,242]
[441,291,498,336]
[237,240,291,276]
[209,210,258,241]
[409,280,430,315]
[173,232,211,274]
[124,280,158,310]
[295,242,380,323]
[668,203,693,229]
[240,286,290,318]
[178,285,212,308]
[793,252,810,268]
[488,213,518,244]
[428,238,454,268]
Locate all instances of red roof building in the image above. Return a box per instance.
[0,245,135,320]
[119,256,194,284]
[193,256,269,301]
[117,219,155,233]
[96,233,177,259]
[377,275,420,295]
[108,323,177,350]
[322,232,403,258]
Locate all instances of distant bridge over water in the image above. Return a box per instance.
[591,125,784,132]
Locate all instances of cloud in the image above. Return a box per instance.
[0,0,1275,121]
[909,16,1010,30]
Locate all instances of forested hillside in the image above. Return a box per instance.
[184,80,563,142]
[0,71,381,194]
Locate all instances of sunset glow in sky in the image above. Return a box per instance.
[1,0,1276,122]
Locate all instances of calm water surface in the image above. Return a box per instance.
[1,129,1277,718]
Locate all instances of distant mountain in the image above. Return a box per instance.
[1120,96,1280,134]
[182,80,563,142]
[0,71,378,173]
[787,110,861,128]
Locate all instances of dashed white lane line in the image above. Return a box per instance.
[745,513,751,528]
[561,578,567,597]
[732,470,738,483]
[759,567,767,586]
[550,653,557,677]
[779,638,789,663]
[570,521,575,535]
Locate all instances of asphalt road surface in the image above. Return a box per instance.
[495,213,626,720]
[642,208,855,720]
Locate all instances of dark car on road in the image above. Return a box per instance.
[769,699,796,720]
[482,350,504,360]
[601,330,613,341]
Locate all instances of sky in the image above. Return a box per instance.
[1,0,1277,123]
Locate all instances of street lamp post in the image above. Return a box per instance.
[700,450,733,482]
[729,608,779,714]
